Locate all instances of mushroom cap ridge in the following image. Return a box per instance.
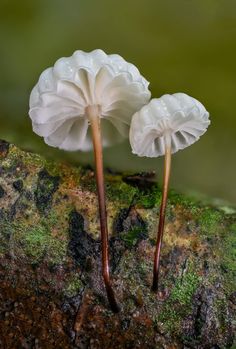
[29,49,151,151]
[129,93,210,157]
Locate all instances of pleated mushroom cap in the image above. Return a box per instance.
[29,49,151,151]
[129,93,210,157]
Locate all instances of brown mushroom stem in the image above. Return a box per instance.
[87,105,120,313]
[152,138,172,292]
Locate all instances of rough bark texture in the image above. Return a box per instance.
[0,140,235,349]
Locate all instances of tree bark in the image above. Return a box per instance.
[0,140,235,349]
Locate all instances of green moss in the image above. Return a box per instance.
[198,208,223,235]
[9,145,45,169]
[8,145,81,186]
[23,224,67,264]
[64,274,83,297]
[43,160,62,177]
[136,187,201,211]
[14,212,68,264]
[121,227,145,248]
[106,178,137,204]
[137,260,152,279]
[156,305,181,333]
[168,190,199,208]
[170,272,200,305]
[24,225,50,259]
[157,268,200,334]
[219,223,236,293]
[46,161,81,181]
[214,297,229,333]
[221,223,236,272]
[136,185,161,209]
[118,252,141,294]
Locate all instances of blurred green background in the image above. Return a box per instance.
[0,0,236,203]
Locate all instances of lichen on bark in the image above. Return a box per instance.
[0,140,235,349]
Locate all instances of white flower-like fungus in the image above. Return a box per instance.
[29,49,151,151]
[129,93,210,157]
[129,93,210,292]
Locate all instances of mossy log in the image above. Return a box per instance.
[0,140,235,349]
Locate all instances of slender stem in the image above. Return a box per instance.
[87,105,119,313]
[152,136,172,292]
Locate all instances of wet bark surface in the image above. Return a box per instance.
[0,140,235,349]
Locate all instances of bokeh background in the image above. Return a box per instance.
[0,0,236,203]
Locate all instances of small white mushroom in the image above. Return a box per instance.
[29,49,151,311]
[129,93,210,291]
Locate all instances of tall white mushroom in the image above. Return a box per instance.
[29,49,151,312]
[129,93,210,292]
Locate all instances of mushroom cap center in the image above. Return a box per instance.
[85,104,102,122]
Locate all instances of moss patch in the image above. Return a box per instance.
[64,274,83,297]
[198,208,223,236]
[171,272,200,305]
[219,222,236,293]
[136,185,162,209]
[23,224,66,264]
[121,226,148,248]
[0,142,235,348]
[168,190,199,209]
[106,176,137,205]
[11,211,68,265]
[221,223,236,272]
[157,268,200,335]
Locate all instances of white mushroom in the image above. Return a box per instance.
[129,93,210,291]
[30,49,150,151]
[29,49,151,312]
